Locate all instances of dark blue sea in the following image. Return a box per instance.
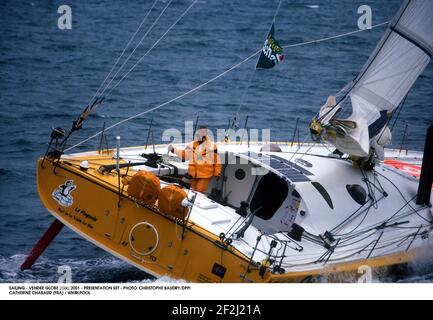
[0,0,432,283]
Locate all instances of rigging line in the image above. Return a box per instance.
[267,235,285,257]
[337,206,373,239]
[230,0,283,132]
[341,232,410,251]
[303,229,320,239]
[395,233,414,248]
[241,234,263,282]
[393,200,431,224]
[88,0,159,107]
[338,217,405,243]
[238,237,289,259]
[390,93,408,132]
[288,130,335,163]
[280,233,304,250]
[302,237,323,247]
[374,169,432,224]
[316,0,412,123]
[272,0,283,23]
[337,225,378,243]
[282,21,389,50]
[298,142,315,160]
[302,236,322,246]
[100,0,175,99]
[336,217,411,244]
[395,231,424,248]
[338,205,427,241]
[64,49,261,152]
[298,140,322,160]
[361,169,379,209]
[301,234,322,245]
[104,0,199,99]
[406,225,423,252]
[384,196,421,224]
[224,215,245,240]
[287,133,311,163]
[370,172,380,208]
[287,233,417,266]
[320,142,334,154]
[234,70,256,123]
[389,206,429,224]
[226,70,256,140]
[345,231,413,251]
[64,23,390,152]
[302,232,325,246]
[335,81,353,99]
[391,224,429,230]
[331,201,371,234]
[316,24,394,123]
[342,235,380,253]
[337,230,377,247]
[373,171,386,195]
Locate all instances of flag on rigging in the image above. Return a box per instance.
[256,24,284,69]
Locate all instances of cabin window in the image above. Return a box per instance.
[311,182,334,209]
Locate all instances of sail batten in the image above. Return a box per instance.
[391,26,433,58]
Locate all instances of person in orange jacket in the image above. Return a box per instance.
[169,126,222,193]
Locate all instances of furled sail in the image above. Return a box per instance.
[312,0,433,157]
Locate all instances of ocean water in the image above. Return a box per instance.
[0,0,432,283]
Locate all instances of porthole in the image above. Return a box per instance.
[235,168,246,180]
[129,222,159,256]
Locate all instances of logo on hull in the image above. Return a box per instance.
[52,180,76,207]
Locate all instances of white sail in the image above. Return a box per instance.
[322,0,433,157]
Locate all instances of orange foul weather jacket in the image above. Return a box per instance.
[174,139,222,179]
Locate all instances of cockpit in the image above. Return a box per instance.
[153,149,304,235]
[105,145,313,235]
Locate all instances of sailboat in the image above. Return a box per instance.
[23,0,433,283]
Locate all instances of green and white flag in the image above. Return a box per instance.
[256,24,284,69]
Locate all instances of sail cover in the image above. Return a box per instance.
[329,0,433,156]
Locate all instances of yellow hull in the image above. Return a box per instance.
[36,156,423,283]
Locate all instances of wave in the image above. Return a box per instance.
[0,254,159,283]
[2,252,433,283]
